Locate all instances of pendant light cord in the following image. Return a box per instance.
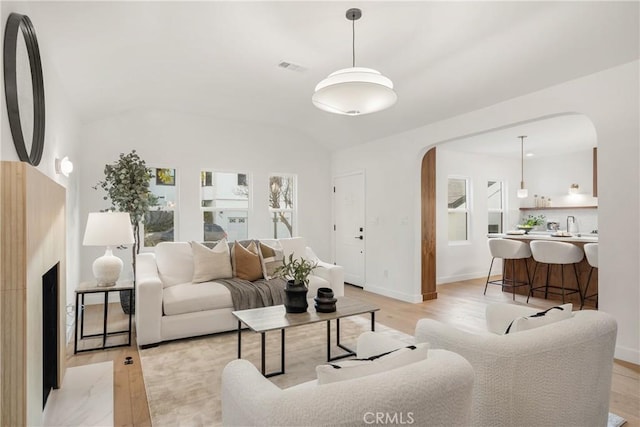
[352,15,356,67]
[520,136,525,188]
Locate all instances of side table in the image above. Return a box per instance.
[74,281,133,354]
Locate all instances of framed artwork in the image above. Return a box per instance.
[156,168,175,186]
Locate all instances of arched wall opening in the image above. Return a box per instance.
[420,112,598,298]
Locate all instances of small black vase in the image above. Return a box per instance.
[314,287,337,313]
[284,281,308,313]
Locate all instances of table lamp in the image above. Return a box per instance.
[83,212,135,286]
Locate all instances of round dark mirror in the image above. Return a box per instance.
[3,12,45,166]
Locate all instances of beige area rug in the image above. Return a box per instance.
[139,315,413,426]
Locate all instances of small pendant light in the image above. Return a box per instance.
[517,135,528,198]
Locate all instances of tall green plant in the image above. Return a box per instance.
[94,150,155,274]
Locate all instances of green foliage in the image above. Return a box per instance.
[94,150,155,255]
[273,254,318,287]
[521,214,546,227]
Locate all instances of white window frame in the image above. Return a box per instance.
[141,166,179,250]
[200,169,251,242]
[268,173,297,239]
[447,176,471,244]
[487,179,505,234]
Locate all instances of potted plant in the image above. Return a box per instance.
[518,214,546,234]
[94,150,155,314]
[274,254,317,313]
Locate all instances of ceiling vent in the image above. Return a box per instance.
[278,61,307,72]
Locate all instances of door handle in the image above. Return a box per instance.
[354,236,363,240]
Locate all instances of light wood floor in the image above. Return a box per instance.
[67,278,639,426]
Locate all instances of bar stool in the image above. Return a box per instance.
[528,240,584,306]
[485,238,532,300]
[582,243,598,309]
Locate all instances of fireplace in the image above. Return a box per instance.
[1,161,67,425]
[42,263,59,408]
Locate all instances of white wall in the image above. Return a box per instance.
[524,148,598,208]
[0,4,82,342]
[332,61,640,364]
[436,149,520,284]
[79,109,332,282]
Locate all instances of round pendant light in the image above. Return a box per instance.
[312,9,397,116]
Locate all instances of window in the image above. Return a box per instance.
[144,167,177,247]
[201,170,249,242]
[448,177,469,241]
[487,180,504,233]
[269,174,296,238]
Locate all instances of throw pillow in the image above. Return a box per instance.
[258,241,285,280]
[505,303,573,334]
[191,240,232,283]
[316,343,429,385]
[232,241,263,281]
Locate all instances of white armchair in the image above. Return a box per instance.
[221,332,475,426]
[415,304,617,427]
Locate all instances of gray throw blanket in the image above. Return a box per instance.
[215,277,287,311]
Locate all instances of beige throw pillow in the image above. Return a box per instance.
[316,343,429,385]
[258,241,285,280]
[191,240,232,283]
[232,241,264,281]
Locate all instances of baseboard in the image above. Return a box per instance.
[437,272,485,285]
[615,344,640,365]
[364,284,424,303]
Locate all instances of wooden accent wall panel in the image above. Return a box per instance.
[421,148,437,300]
[0,162,66,426]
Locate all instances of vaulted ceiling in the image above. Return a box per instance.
[12,1,640,150]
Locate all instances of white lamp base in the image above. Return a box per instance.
[93,247,123,286]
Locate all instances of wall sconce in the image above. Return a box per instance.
[568,183,580,195]
[55,156,74,177]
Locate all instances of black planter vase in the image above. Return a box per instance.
[120,289,135,315]
[284,281,308,313]
[314,287,337,313]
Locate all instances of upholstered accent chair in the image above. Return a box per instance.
[221,332,475,426]
[415,303,617,427]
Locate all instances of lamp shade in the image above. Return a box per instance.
[83,212,134,247]
[312,67,397,115]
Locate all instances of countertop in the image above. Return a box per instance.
[488,232,598,243]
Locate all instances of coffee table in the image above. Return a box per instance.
[232,296,379,377]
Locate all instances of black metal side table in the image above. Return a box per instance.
[74,281,133,354]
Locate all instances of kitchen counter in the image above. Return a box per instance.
[488,232,598,243]
[487,232,597,306]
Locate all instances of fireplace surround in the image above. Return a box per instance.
[0,161,66,425]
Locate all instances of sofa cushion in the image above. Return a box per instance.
[278,237,307,260]
[316,343,429,385]
[258,241,285,280]
[191,240,233,283]
[307,275,330,297]
[505,304,573,334]
[231,241,263,281]
[155,242,194,288]
[163,281,233,316]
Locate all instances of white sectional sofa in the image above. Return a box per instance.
[135,237,344,346]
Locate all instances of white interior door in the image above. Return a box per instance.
[334,172,365,286]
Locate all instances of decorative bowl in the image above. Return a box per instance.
[516,225,534,234]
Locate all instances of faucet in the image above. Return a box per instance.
[567,216,576,233]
